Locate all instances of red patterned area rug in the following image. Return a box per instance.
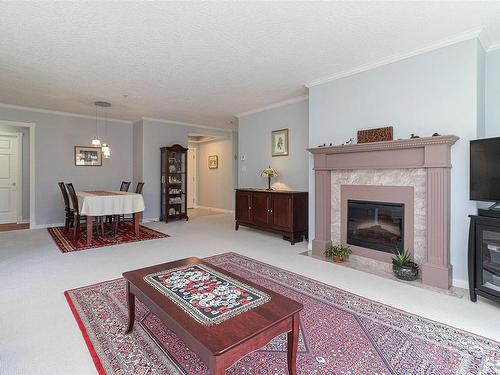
[65,252,500,374]
[48,223,169,253]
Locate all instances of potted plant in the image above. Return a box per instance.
[392,249,419,281]
[325,244,352,263]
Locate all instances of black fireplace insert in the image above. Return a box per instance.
[347,200,404,253]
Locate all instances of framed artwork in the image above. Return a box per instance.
[75,146,102,166]
[272,128,289,157]
[357,126,393,144]
[208,155,218,169]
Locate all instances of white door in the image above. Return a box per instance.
[0,134,18,224]
[187,148,197,209]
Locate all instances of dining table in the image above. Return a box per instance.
[76,190,146,245]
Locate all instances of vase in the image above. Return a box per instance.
[392,264,419,281]
[332,255,343,263]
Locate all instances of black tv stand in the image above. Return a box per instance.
[478,204,500,219]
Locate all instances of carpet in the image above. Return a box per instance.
[48,223,169,253]
[65,252,500,374]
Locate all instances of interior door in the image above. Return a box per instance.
[187,148,196,209]
[270,194,292,230]
[251,192,269,227]
[0,134,18,224]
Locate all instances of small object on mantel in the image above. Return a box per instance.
[410,133,420,139]
[357,126,393,143]
[432,132,441,137]
[343,138,355,145]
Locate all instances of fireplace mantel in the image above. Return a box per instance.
[308,135,459,289]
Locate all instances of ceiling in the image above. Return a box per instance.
[1,2,500,129]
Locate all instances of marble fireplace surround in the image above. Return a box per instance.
[308,135,459,289]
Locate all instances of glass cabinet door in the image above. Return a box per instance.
[477,225,500,295]
[167,151,186,217]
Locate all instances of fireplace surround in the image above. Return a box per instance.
[308,135,459,289]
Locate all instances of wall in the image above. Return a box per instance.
[0,123,30,220]
[238,99,309,191]
[486,48,500,137]
[132,121,143,186]
[308,39,481,286]
[197,136,235,210]
[138,119,233,220]
[0,106,133,225]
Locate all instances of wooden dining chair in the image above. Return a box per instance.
[116,182,145,229]
[120,181,131,192]
[58,182,74,231]
[66,183,103,240]
[135,182,144,194]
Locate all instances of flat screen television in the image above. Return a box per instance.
[470,137,500,203]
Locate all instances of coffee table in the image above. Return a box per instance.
[123,257,303,375]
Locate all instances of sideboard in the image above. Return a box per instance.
[235,188,308,245]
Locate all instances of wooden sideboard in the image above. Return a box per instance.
[235,188,308,244]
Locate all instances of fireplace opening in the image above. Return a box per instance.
[347,200,404,253]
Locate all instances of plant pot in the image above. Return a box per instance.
[392,263,419,281]
[332,255,343,263]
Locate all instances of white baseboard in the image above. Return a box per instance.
[452,278,469,290]
[194,205,234,214]
[31,222,64,229]
[142,217,160,223]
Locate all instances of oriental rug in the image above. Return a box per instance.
[48,223,168,253]
[65,252,500,374]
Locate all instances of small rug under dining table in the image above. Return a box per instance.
[65,252,500,374]
[48,223,168,253]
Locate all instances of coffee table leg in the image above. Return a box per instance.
[287,312,300,375]
[208,356,225,375]
[125,281,135,334]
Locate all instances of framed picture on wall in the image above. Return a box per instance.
[272,128,289,157]
[75,146,102,166]
[208,155,218,169]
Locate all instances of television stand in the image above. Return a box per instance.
[479,203,500,219]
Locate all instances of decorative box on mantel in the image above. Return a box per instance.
[308,135,459,289]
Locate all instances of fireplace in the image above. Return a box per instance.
[346,200,404,254]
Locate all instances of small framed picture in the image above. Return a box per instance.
[272,128,289,157]
[75,146,102,166]
[208,155,218,169]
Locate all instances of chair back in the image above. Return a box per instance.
[135,182,144,194]
[58,182,71,211]
[120,181,131,192]
[65,183,79,214]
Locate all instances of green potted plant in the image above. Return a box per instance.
[392,249,419,281]
[325,244,352,263]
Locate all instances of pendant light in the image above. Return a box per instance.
[93,101,112,158]
[92,102,101,146]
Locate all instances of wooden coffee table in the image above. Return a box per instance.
[123,257,303,375]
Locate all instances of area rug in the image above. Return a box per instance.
[48,223,168,253]
[65,252,500,374]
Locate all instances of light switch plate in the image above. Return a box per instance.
[240,155,246,161]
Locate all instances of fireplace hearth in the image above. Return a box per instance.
[347,200,404,253]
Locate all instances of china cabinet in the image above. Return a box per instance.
[161,144,188,222]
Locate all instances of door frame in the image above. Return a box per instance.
[0,120,36,228]
[187,147,198,208]
[0,131,22,223]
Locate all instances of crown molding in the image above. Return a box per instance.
[0,102,132,124]
[141,117,234,132]
[305,28,484,88]
[486,41,500,52]
[235,95,309,118]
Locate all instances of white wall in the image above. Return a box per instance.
[308,39,482,286]
[486,48,500,137]
[0,123,30,220]
[0,106,133,226]
[238,99,309,191]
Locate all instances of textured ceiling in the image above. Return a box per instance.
[1,2,500,129]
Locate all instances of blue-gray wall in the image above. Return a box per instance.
[486,48,500,137]
[0,106,133,226]
[238,99,309,191]
[308,39,482,286]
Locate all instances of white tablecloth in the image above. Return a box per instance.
[76,191,145,216]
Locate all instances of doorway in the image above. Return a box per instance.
[187,147,197,209]
[0,132,21,224]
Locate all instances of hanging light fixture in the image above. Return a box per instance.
[91,101,101,146]
[93,101,112,158]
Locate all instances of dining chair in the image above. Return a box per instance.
[120,181,131,192]
[115,182,145,230]
[66,183,103,240]
[58,182,74,231]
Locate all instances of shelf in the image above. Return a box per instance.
[483,261,500,276]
